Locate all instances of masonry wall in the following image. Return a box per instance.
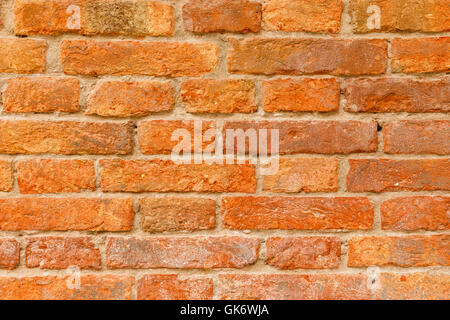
[0,0,448,300]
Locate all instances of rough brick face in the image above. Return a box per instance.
[0,161,13,192]
[0,239,20,270]
[0,39,46,74]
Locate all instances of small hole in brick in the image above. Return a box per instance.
[377,123,383,132]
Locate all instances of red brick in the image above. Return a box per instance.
[106,237,259,269]
[0,239,19,270]
[0,198,133,231]
[0,161,13,192]
[17,160,96,194]
[26,237,101,269]
[381,196,450,231]
[137,275,213,300]
[0,38,46,74]
[347,159,450,192]
[222,197,374,230]
[348,235,450,267]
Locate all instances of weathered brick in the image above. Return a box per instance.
[0,198,133,231]
[391,37,450,74]
[381,196,450,231]
[222,197,374,230]
[17,159,96,194]
[0,120,133,155]
[263,0,342,33]
[350,0,450,33]
[263,78,340,112]
[348,235,450,267]
[384,121,450,155]
[61,40,218,77]
[218,274,371,300]
[26,237,101,269]
[266,237,341,269]
[86,81,174,117]
[106,237,259,269]
[228,38,387,76]
[0,275,133,300]
[140,198,216,232]
[0,39,46,74]
[262,158,338,193]
[0,239,19,270]
[347,159,450,192]
[3,77,79,113]
[181,79,257,113]
[345,77,450,113]
[100,159,256,193]
[137,275,213,300]
[183,0,261,33]
[0,161,13,192]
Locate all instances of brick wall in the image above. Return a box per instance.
[0,0,449,300]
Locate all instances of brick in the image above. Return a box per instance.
[14,0,174,36]
[262,78,340,112]
[0,198,133,231]
[181,79,257,113]
[345,77,450,113]
[228,38,387,76]
[0,275,133,300]
[17,160,96,194]
[137,120,216,154]
[381,196,450,231]
[86,81,174,117]
[347,159,450,192]
[61,40,218,77]
[223,121,377,154]
[348,235,450,267]
[140,198,216,232]
[0,39,46,74]
[0,161,13,192]
[137,275,213,300]
[3,77,79,113]
[0,239,19,270]
[106,237,259,269]
[266,237,341,269]
[384,121,450,155]
[183,0,261,33]
[26,237,101,269]
[100,159,256,193]
[222,197,374,230]
[218,274,371,300]
[391,37,450,74]
[263,0,342,33]
[350,0,450,33]
[377,273,450,300]
[262,158,338,193]
[0,120,133,155]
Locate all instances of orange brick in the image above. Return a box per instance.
[384,120,450,155]
[0,38,46,74]
[347,159,450,192]
[183,0,261,33]
[0,161,13,192]
[106,237,259,269]
[263,78,340,112]
[137,275,213,300]
[263,0,342,33]
[3,77,79,113]
[181,79,257,113]
[61,40,218,77]
[348,235,450,267]
[0,239,19,270]
[218,274,371,300]
[0,275,133,300]
[26,237,101,270]
[17,159,96,194]
[391,37,450,74]
[140,198,216,232]
[86,81,174,117]
[228,38,387,76]
[0,120,133,155]
[381,196,450,231]
[266,237,341,269]
[0,198,133,231]
[222,197,374,230]
[100,159,256,193]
